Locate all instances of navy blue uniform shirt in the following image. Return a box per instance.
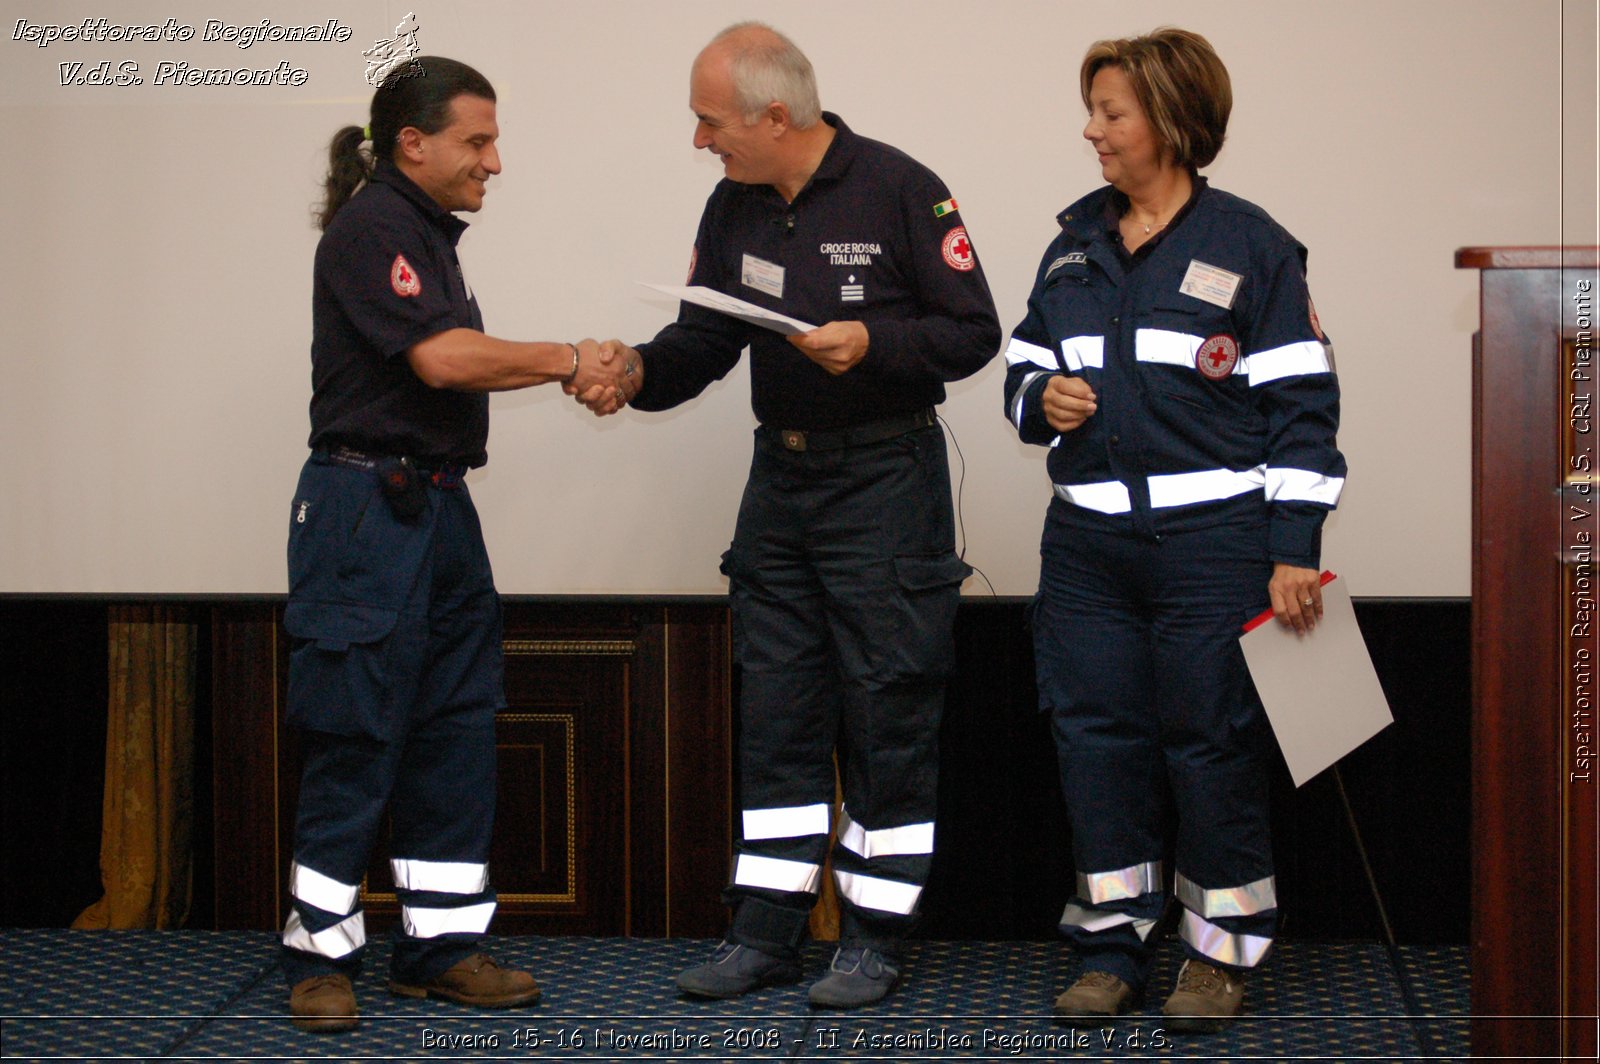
[632,114,1000,430]
[308,159,489,466]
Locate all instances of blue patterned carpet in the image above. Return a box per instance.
[0,931,1468,1061]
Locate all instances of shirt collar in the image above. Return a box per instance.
[1100,173,1207,245]
[805,112,857,185]
[371,158,470,245]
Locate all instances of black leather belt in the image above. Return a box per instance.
[760,408,936,453]
[317,446,467,489]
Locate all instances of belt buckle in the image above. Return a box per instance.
[781,429,807,452]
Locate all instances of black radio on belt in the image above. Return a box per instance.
[378,456,427,520]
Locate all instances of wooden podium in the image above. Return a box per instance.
[1459,246,1599,1060]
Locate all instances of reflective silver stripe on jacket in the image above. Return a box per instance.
[1054,479,1133,514]
[1265,467,1345,505]
[1148,466,1265,508]
[1005,337,1057,370]
[1244,340,1331,385]
[1055,467,1265,514]
[1059,336,1105,371]
[1011,370,1048,429]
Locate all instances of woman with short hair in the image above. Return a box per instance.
[1002,27,1346,1031]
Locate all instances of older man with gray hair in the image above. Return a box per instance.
[584,22,999,1008]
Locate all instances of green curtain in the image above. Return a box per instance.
[73,605,196,930]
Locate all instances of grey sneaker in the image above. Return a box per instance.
[1053,970,1135,1022]
[807,947,900,1008]
[675,940,801,999]
[1162,959,1244,1032]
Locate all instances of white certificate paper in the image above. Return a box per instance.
[639,283,816,336]
[1239,573,1394,787]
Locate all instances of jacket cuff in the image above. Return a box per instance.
[1268,510,1324,569]
[1017,373,1057,445]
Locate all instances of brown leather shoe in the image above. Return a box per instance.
[1162,959,1245,1032]
[1053,970,1135,1022]
[289,973,358,1032]
[388,952,541,1008]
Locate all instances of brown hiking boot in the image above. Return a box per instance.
[1053,970,1135,1022]
[388,952,541,1008]
[289,973,358,1032]
[1162,959,1244,1032]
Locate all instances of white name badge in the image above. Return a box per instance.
[1179,259,1243,310]
[741,254,786,299]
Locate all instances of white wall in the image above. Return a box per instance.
[2,0,1593,595]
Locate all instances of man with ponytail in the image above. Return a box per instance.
[280,56,619,1032]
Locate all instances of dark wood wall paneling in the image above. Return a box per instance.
[0,601,109,926]
[207,602,733,939]
[4,596,1468,951]
[920,598,1472,945]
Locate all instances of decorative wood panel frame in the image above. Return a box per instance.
[210,602,732,939]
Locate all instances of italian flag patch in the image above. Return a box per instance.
[932,197,959,218]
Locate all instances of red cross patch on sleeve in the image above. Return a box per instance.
[941,226,975,271]
[390,254,422,297]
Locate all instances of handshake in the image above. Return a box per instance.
[562,339,643,417]
[556,319,871,417]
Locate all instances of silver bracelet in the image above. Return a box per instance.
[562,343,579,384]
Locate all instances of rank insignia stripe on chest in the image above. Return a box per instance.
[1047,251,1088,277]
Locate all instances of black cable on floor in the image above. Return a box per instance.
[1333,765,1443,1060]
[156,952,284,1059]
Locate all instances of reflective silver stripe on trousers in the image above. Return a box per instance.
[389,859,489,895]
[289,861,360,916]
[1148,466,1265,509]
[742,802,831,841]
[1175,872,1277,919]
[1005,337,1058,370]
[1011,370,1048,429]
[1059,901,1157,941]
[1179,908,1273,968]
[1077,860,1163,905]
[733,854,822,895]
[1244,340,1331,386]
[402,900,496,939]
[283,908,365,958]
[837,807,935,859]
[834,870,923,915]
[1265,466,1345,506]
